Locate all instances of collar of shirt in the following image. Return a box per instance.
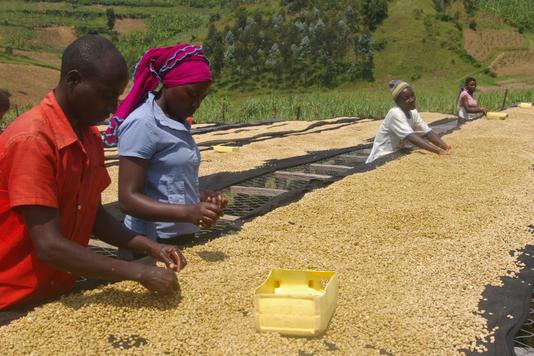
[41,91,79,149]
[148,92,192,133]
[394,105,415,120]
[42,91,95,150]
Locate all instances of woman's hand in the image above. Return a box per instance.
[150,243,187,272]
[200,190,228,210]
[188,202,222,228]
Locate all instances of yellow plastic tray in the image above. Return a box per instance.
[486,112,508,120]
[254,269,338,337]
[213,145,240,153]
[518,102,533,109]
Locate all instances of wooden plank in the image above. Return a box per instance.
[230,186,288,197]
[273,171,332,181]
[89,239,118,250]
[221,214,241,221]
[309,163,352,172]
[338,154,368,162]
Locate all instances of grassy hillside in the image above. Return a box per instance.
[0,0,533,125]
[373,0,480,91]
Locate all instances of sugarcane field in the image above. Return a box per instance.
[1,0,534,355]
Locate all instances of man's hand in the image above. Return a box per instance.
[150,243,187,272]
[138,265,179,294]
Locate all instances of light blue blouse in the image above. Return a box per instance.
[118,93,200,240]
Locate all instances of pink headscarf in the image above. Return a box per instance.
[103,44,212,147]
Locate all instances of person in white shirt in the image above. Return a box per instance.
[366,80,451,164]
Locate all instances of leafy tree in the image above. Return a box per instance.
[203,23,224,76]
[204,0,388,89]
[225,30,235,44]
[236,7,247,28]
[345,5,357,29]
[432,0,452,13]
[266,43,282,68]
[106,8,116,31]
[224,45,236,65]
[299,35,311,59]
[362,0,388,30]
[290,43,300,59]
[463,0,477,16]
[352,33,374,81]
[356,33,372,55]
[294,20,306,33]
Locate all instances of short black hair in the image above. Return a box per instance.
[60,35,126,80]
[464,77,476,86]
[0,90,10,112]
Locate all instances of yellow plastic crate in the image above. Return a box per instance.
[518,102,533,109]
[213,145,240,153]
[486,112,508,120]
[254,269,338,337]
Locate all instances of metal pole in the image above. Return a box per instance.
[501,89,508,110]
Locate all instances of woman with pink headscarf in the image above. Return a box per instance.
[111,44,226,246]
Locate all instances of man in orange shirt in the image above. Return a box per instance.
[0,35,186,320]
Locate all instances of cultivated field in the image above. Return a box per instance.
[463,28,526,62]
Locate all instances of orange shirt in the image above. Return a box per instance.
[0,91,111,310]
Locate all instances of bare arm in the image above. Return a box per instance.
[93,204,186,271]
[460,95,487,115]
[18,205,178,293]
[424,130,450,151]
[407,133,446,155]
[118,156,222,227]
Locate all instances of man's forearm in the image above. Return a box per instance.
[425,131,448,150]
[93,205,160,255]
[40,235,147,281]
[407,133,443,154]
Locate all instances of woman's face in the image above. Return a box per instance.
[466,80,477,93]
[162,82,211,121]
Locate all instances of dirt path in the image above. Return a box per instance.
[0,63,58,106]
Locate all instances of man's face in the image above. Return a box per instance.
[397,87,417,111]
[67,60,128,126]
[162,82,211,121]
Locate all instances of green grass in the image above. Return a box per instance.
[193,87,533,123]
[0,52,59,70]
[3,87,530,128]
[478,0,534,31]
